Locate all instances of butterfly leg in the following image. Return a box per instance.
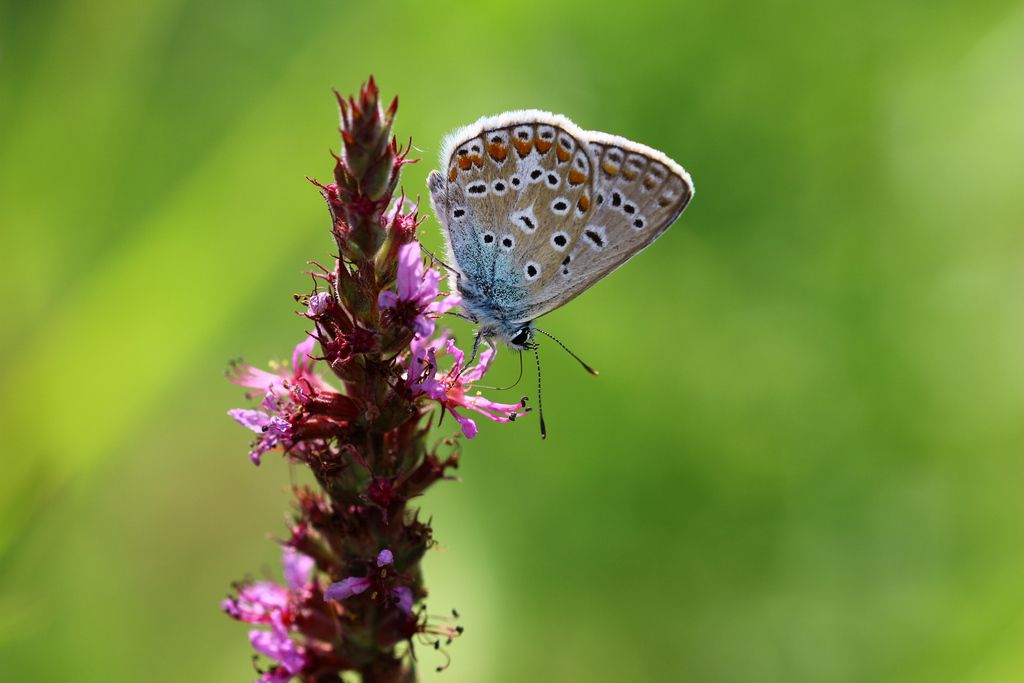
[458,331,483,380]
[443,310,476,323]
[418,243,463,278]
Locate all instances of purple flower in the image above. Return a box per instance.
[222,546,314,626]
[378,242,461,338]
[306,291,332,317]
[391,586,414,615]
[229,408,272,433]
[227,409,292,465]
[229,337,329,397]
[407,335,527,438]
[282,547,315,591]
[249,613,306,682]
[323,548,414,616]
[227,336,336,465]
[222,580,290,624]
[224,547,314,681]
[323,576,372,602]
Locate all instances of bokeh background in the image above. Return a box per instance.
[2,0,1023,681]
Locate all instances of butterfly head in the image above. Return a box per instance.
[478,320,535,351]
[508,325,534,350]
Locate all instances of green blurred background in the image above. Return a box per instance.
[2,0,1023,680]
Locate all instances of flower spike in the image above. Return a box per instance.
[224,79,513,681]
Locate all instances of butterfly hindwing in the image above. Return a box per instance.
[429,110,693,324]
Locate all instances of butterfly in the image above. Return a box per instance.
[427,110,694,434]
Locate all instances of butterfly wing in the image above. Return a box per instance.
[429,111,693,324]
[515,128,694,322]
[428,113,538,309]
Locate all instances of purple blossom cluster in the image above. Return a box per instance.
[222,79,519,683]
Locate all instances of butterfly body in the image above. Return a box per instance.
[428,110,694,350]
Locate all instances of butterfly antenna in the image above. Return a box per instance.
[531,343,547,439]
[533,327,599,376]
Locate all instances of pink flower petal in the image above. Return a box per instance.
[391,586,414,615]
[451,409,479,439]
[249,617,305,674]
[282,547,314,591]
[229,363,284,394]
[291,337,317,378]
[229,409,271,433]
[378,290,399,309]
[395,243,424,300]
[256,669,294,683]
[324,576,372,602]
[223,581,289,624]
[414,267,441,307]
[306,292,331,317]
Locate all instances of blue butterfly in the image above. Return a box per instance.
[427,110,694,435]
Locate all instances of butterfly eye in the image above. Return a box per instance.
[510,328,531,347]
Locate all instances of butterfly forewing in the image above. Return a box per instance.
[429,110,693,325]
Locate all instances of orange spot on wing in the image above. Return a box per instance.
[512,138,533,157]
[577,194,590,212]
[622,168,638,180]
[602,162,619,176]
[448,167,458,181]
[487,142,508,161]
[568,169,587,185]
[535,137,553,153]
[457,156,473,170]
[470,154,484,168]
[643,177,657,190]
[556,146,571,163]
